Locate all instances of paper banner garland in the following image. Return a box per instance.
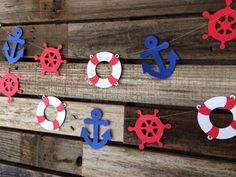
[87,52,122,89]
[3,27,25,64]
[34,43,67,76]
[0,68,23,104]
[202,0,236,49]
[81,108,112,149]
[128,109,171,150]
[196,95,236,140]
[37,96,66,131]
[140,35,180,80]
[0,6,235,148]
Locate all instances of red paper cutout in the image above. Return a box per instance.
[196,95,236,140]
[0,68,23,104]
[202,0,236,49]
[34,43,67,76]
[128,109,171,150]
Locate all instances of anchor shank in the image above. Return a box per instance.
[93,120,99,144]
[153,53,166,72]
[10,41,18,58]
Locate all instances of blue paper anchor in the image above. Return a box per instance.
[3,27,25,64]
[140,36,180,79]
[81,108,112,149]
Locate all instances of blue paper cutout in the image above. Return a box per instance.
[3,27,25,64]
[81,108,112,149]
[140,35,180,79]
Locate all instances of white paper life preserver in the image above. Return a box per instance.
[196,95,236,140]
[37,96,66,131]
[87,52,122,89]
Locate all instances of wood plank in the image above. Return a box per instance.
[0,129,82,175]
[68,17,236,60]
[0,96,124,142]
[0,96,235,160]
[0,24,68,59]
[82,144,236,177]
[0,0,232,24]
[0,62,234,107]
[1,17,236,61]
[124,106,236,160]
[0,163,60,177]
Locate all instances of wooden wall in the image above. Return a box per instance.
[0,0,235,176]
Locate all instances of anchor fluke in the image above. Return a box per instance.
[140,35,180,80]
[81,108,112,149]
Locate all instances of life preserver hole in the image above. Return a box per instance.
[45,105,58,121]
[210,108,233,128]
[96,61,112,79]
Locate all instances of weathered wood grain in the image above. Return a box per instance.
[0,129,82,175]
[0,0,233,24]
[0,97,124,142]
[0,24,68,59]
[0,62,234,107]
[0,96,235,160]
[1,17,236,60]
[68,18,236,60]
[0,163,60,177]
[124,106,236,160]
[82,144,236,177]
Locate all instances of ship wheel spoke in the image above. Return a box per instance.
[141,122,147,130]
[225,15,229,22]
[45,54,50,59]
[230,20,236,25]
[46,61,52,66]
[228,28,234,33]
[223,29,228,35]
[147,129,155,136]
[151,128,157,135]
[217,26,224,32]
[49,52,55,58]
[141,129,148,135]
[49,54,58,63]
[5,81,12,88]
[6,85,12,91]
[151,126,159,129]
[216,19,224,25]
[49,52,57,61]
[46,57,55,66]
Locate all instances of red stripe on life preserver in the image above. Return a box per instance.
[57,103,65,112]
[225,97,236,110]
[53,119,60,129]
[207,126,219,138]
[108,75,118,85]
[109,55,119,66]
[199,104,212,115]
[37,115,46,123]
[89,75,99,85]
[42,97,50,106]
[230,120,236,130]
[91,55,100,65]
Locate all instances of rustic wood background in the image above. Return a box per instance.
[0,0,235,176]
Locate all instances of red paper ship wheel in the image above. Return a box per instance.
[202,0,236,49]
[128,109,171,150]
[0,68,23,104]
[34,43,67,76]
